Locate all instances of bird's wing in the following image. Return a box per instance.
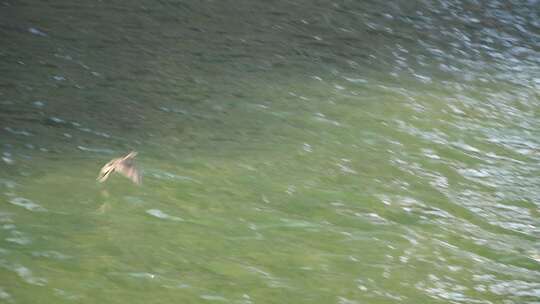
[121,151,138,162]
[115,161,142,185]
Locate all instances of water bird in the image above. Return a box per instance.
[97,151,142,185]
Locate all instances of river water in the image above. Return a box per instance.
[1,0,539,303]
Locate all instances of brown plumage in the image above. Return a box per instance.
[97,151,142,185]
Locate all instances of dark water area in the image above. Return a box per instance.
[0,0,539,303]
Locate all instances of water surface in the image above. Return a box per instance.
[1,0,539,303]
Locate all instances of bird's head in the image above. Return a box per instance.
[97,160,117,183]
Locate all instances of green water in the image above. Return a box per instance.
[1,0,539,303]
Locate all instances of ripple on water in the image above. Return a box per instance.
[0,263,47,286]
[421,148,441,160]
[2,152,14,165]
[44,116,70,127]
[150,170,201,183]
[338,297,359,304]
[8,197,47,212]
[4,127,32,137]
[32,100,46,108]
[337,159,357,175]
[128,272,157,279]
[77,146,115,154]
[0,180,17,189]
[0,214,13,231]
[123,196,145,206]
[6,230,31,245]
[313,113,341,126]
[343,76,368,84]
[31,251,71,260]
[256,218,321,231]
[158,106,187,115]
[53,288,81,301]
[28,27,47,36]
[452,141,481,154]
[354,212,389,225]
[146,209,184,222]
[458,168,491,178]
[200,294,228,302]
[416,273,474,303]
[489,280,540,298]
[244,265,289,289]
[0,287,12,303]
